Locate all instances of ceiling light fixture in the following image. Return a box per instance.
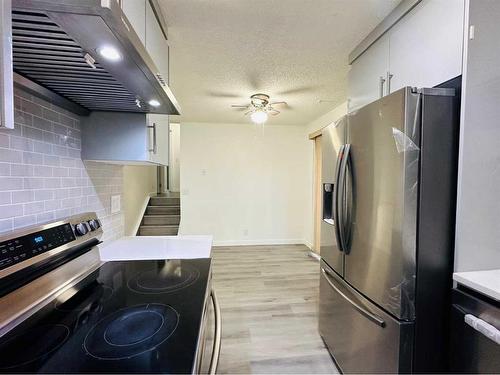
[97,46,122,62]
[148,99,161,107]
[231,94,287,124]
[250,110,268,124]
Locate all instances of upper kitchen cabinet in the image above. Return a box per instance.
[81,112,169,166]
[388,0,464,93]
[347,33,389,112]
[146,1,169,84]
[348,0,465,112]
[121,0,147,45]
[121,0,169,82]
[148,114,169,166]
[0,0,13,129]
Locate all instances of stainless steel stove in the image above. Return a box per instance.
[0,213,220,374]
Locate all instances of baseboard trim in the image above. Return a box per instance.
[212,238,307,247]
[303,240,314,250]
[307,251,321,262]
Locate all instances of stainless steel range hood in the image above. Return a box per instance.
[11,0,180,115]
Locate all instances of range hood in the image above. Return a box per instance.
[10,0,180,116]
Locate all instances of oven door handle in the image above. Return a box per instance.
[464,312,500,345]
[209,288,222,375]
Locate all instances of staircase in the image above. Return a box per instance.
[138,195,180,236]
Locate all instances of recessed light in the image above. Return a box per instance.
[148,99,161,107]
[97,46,122,62]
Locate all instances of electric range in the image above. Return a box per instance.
[0,213,219,374]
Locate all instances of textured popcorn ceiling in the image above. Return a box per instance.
[161,0,400,125]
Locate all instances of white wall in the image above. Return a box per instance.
[306,101,348,135]
[122,165,156,235]
[179,122,310,246]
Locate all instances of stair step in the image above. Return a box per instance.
[143,215,180,225]
[139,225,179,236]
[150,197,180,206]
[146,206,180,215]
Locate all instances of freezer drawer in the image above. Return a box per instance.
[449,288,500,373]
[319,261,414,373]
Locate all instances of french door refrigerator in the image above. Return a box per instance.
[319,87,459,373]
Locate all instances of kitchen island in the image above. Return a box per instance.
[99,235,213,261]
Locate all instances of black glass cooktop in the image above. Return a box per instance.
[0,258,211,374]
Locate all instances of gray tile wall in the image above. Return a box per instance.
[0,89,124,241]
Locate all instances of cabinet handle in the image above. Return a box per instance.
[147,123,157,154]
[386,71,393,95]
[379,76,386,98]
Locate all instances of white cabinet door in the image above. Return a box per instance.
[121,0,146,46]
[1,0,14,129]
[147,114,169,166]
[347,33,390,112]
[454,0,500,272]
[389,0,465,92]
[145,1,169,82]
[155,119,169,165]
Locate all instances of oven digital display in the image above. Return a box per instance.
[0,224,76,272]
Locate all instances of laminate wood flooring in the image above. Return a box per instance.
[212,244,339,374]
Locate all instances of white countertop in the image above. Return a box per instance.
[453,269,500,301]
[98,235,213,261]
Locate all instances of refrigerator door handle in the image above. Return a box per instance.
[338,144,351,252]
[333,145,345,252]
[321,267,386,328]
[323,218,335,226]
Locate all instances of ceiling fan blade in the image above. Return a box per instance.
[231,104,250,112]
[244,109,254,116]
[277,86,316,95]
[207,90,241,99]
[269,109,280,116]
[270,101,288,108]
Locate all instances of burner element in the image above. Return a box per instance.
[83,304,179,360]
[104,310,163,346]
[0,324,70,369]
[128,263,200,294]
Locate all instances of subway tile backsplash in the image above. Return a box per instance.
[0,88,124,241]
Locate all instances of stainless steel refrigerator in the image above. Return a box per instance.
[319,86,459,373]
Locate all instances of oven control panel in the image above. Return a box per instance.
[0,224,75,271]
[0,213,102,274]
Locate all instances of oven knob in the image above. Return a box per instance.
[75,223,89,236]
[88,219,100,231]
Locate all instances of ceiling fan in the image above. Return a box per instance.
[231,94,287,124]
